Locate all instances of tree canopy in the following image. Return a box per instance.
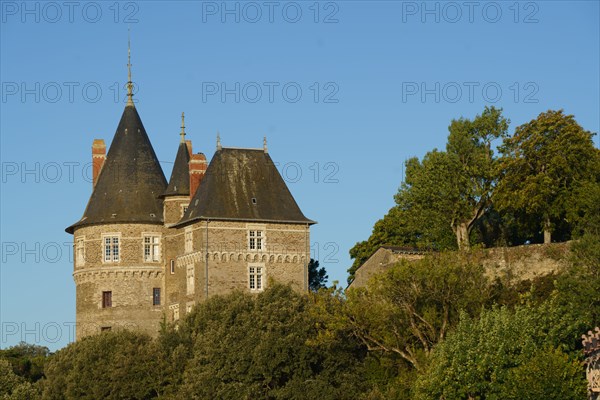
[495,109,600,243]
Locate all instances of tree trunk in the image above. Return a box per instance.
[455,222,470,250]
[543,218,552,244]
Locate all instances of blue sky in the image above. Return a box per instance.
[1,1,598,350]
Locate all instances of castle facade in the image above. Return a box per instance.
[65,56,314,339]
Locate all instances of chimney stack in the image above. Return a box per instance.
[92,139,106,187]
[189,152,207,199]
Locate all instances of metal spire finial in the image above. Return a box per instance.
[263,136,268,153]
[180,112,186,143]
[126,28,134,107]
[216,131,222,151]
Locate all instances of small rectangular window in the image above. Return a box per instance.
[153,288,161,306]
[248,230,264,251]
[143,235,160,262]
[185,229,193,253]
[103,236,119,262]
[101,326,112,332]
[76,238,85,266]
[102,291,112,308]
[249,266,264,291]
[170,259,175,274]
[187,265,195,295]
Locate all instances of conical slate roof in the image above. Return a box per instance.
[176,147,315,226]
[162,141,190,197]
[66,105,167,233]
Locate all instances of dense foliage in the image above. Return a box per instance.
[2,108,596,399]
[349,108,600,284]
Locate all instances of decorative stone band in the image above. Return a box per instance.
[176,250,308,267]
[73,266,163,284]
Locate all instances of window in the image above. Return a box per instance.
[143,235,160,262]
[186,303,193,314]
[76,237,85,266]
[102,291,112,308]
[103,235,119,262]
[170,259,175,274]
[186,265,195,295]
[185,228,193,253]
[153,288,161,306]
[100,326,112,332]
[181,204,189,217]
[249,265,264,291]
[248,230,264,251]
[169,304,180,321]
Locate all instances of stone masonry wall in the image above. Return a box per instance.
[72,223,167,339]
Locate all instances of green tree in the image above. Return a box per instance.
[0,359,40,400]
[398,106,509,250]
[41,331,162,400]
[348,206,422,284]
[495,109,600,243]
[176,284,367,399]
[0,342,50,383]
[345,252,489,371]
[414,300,587,399]
[308,259,328,291]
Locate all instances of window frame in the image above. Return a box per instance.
[152,287,161,306]
[248,229,266,251]
[75,236,85,266]
[102,233,121,263]
[142,233,161,263]
[102,291,112,308]
[186,264,195,295]
[185,227,193,253]
[248,263,265,292]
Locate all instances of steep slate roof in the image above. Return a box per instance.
[66,105,167,233]
[176,147,315,226]
[161,141,190,197]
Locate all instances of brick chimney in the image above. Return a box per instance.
[189,152,207,199]
[92,139,106,187]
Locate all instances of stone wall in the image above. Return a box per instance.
[166,220,310,322]
[72,223,167,340]
[350,242,572,290]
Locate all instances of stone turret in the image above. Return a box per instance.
[65,43,168,340]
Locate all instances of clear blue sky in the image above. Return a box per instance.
[1,1,598,350]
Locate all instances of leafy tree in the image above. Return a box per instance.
[42,331,162,400]
[495,109,600,243]
[414,300,588,399]
[345,252,489,370]
[176,284,367,399]
[0,359,40,400]
[308,259,328,291]
[397,106,509,250]
[348,206,422,284]
[0,343,50,383]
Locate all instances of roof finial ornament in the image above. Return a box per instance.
[216,131,222,151]
[263,136,268,153]
[180,112,186,143]
[126,27,135,107]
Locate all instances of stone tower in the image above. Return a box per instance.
[66,45,315,339]
[66,45,168,339]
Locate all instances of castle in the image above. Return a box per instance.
[65,48,314,340]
